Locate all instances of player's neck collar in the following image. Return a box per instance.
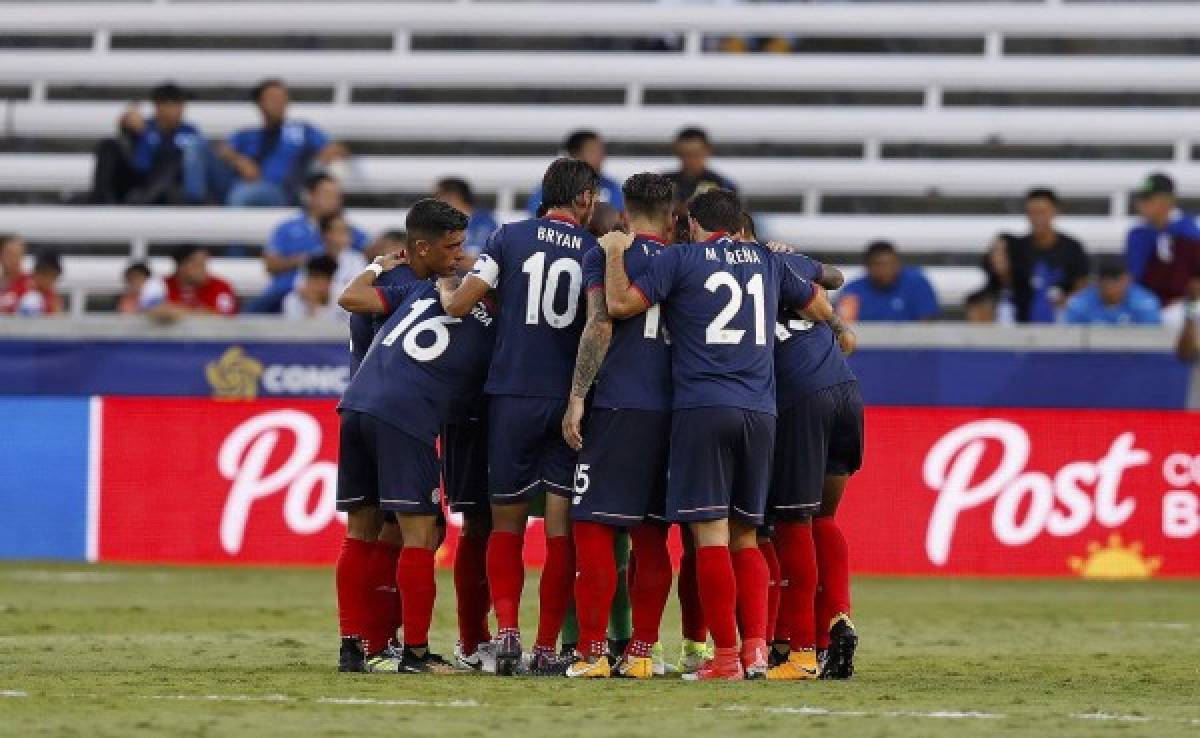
[634,232,668,245]
[544,211,580,227]
[703,231,730,242]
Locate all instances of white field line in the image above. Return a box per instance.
[1072,712,1154,722]
[1,691,28,698]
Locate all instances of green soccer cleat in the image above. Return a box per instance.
[675,639,712,675]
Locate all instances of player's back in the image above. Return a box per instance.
[348,264,421,374]
[340,278,496,443]
[772,252,855,410]
[474,215,597,398]
[636,235,813,415]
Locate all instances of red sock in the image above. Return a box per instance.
[628,523,672,650]
[759,540,781,642]
[335,537,373,640]
[454,533,491,654]
[732,546,769,644]
[814,516,851,648]
[678,548,707,643]
[572,522,615,657]
[695,545,738,650]
[396,546,436,647]
[487,530,524,632]
[535,535,575,651]
[776,520,818,650]
[363,541,401,653]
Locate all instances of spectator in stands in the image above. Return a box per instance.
[140,245,238,320]
[90,82,208,205]
[837,240,939,322]
[14,252,64,317]
[964,288,999,324]
[0,234,30,314]
[982,189,1090,323]
[1126,172,1200,311]
[282,254,341,321]
[214,78,350,207]
[1063,260,1162,326]
[117,261,152,315]
[251,173,368,313]
[665,127,737,206]
[527,130,624,214]
[319,212,368,299]
[435,177,497,260]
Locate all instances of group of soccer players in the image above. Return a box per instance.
[332,157,864,681]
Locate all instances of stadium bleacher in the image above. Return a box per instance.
[1,1,1192,314]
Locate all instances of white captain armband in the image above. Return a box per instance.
[469,253,501,288]
[364,263,384,278]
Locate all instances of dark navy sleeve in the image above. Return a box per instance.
[582,247,605,291]
[631,245,682,306]
[374,282,416,317]
[778,257,817,310]
[779,251,823,282]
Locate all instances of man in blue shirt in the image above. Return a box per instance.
[334,199,493,675]
[1125,173,1200,307]
[249,173,369,313]
[1064,261,1162,325]
[665,127,738,207]
[440,158,600,677]
[91,82,208,205]
[435,177,498,264]
[527,131,624,216]
[215,78,349,207]
[603,188,834,681]
[837,241,939,322]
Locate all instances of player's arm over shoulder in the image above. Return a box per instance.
[442,228,503,317]
[601,231,651,319]
[339,253,406,314]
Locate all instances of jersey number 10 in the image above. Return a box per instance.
[522,253,583,328]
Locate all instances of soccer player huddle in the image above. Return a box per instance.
[333,158,864,682]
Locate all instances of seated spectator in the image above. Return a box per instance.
[983,189,1090,323]
[665,127,737,209]
[282,255,341,321]
[964,289,998,324]
[117,261,152,314]
[435,177,498,260]
[320,212,368,299]
[527,130,624,215]
[1126,172,1200,310]
[1063,261,1162,325]
[0,233,30,314]
[90,82,207,205]
[250,173,368,313]
[214,78,349,207]
[14,252,64,316]
[140,245,238,320]
[837,241,939,322]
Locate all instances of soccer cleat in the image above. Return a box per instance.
[565,654,612,679]
[397,646,455,674]
[820,614,858,680]
[495,631,522,677]
[528,648,568,677]
[681,648,744,682]
[607,638,630,660]
[675,639,711,675]
[338,636,366,673]
[364,653,403,673]
[613,655,654,679]
[766,649,819,681]
[769,641,791,668]
[651,642,667,677]
[741,638,770,680]
[454,640,499,673]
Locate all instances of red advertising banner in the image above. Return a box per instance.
[98,398,1200,577]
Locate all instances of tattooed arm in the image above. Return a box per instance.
[562,289,614,451]
[827,310,857,356]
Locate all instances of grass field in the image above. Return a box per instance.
[1,563,1198,738]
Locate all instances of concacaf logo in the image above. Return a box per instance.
[206,346,264,400]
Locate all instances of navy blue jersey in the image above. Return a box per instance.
[339,279,496,445]
[632,235,816,415]
[348,265,421,374]
[469,215,598,398]
[773,253,856,410]
[583,235,672,412]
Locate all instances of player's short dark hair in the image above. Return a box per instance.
[171,244,207,266]
[1025,187,1059,205]
[687,188,742,234]
[305,254,338,279]
[564,130,600,157]
[540,157,599,209]
[252,77,287,103]
[675,127,711,146]
[405,198,468,243]
[150,82,187,103]
[865,240,897,261]
[622,172,675,220]
[436,177,475,207]
[304,172,335,193]
[1097,257,1128,281]
[318,212,346,235]
[124,261,151,281]
[740,212,759,241]
[33,250,61,275]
